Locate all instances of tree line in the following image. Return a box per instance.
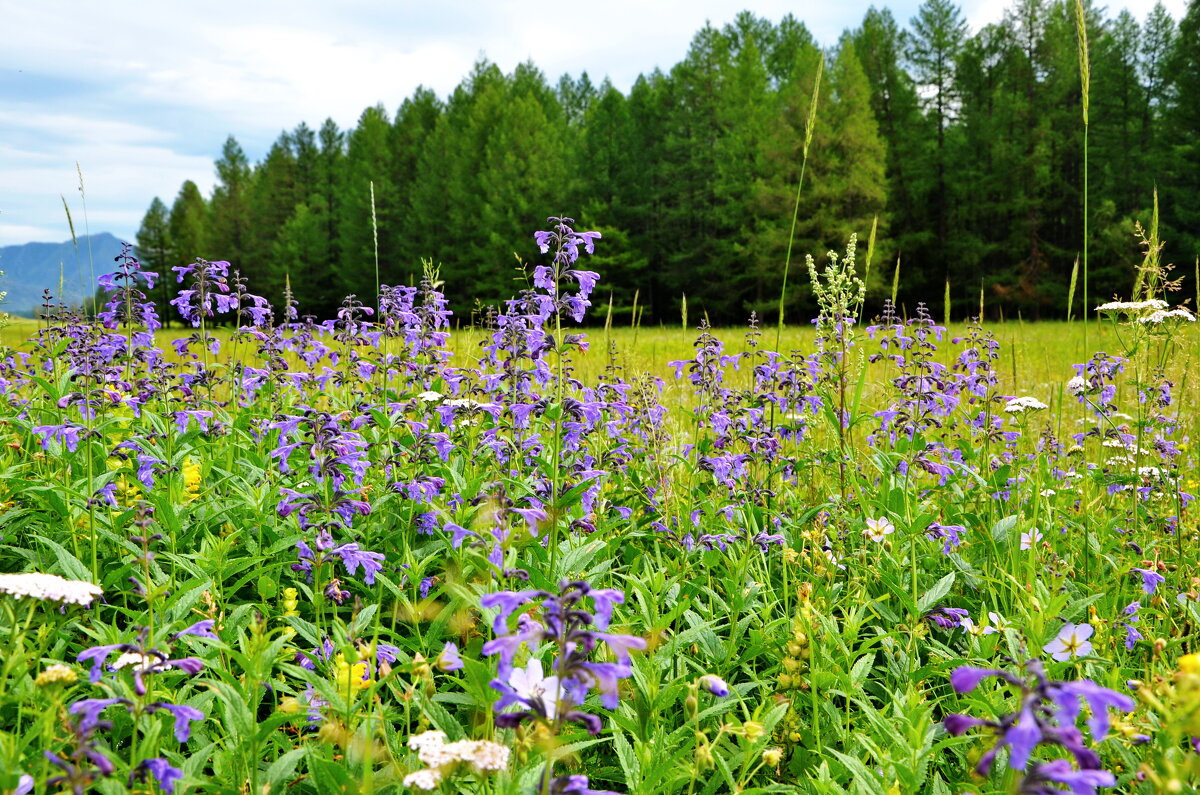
[136,0,1200,326]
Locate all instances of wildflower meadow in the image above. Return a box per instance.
[0,206,1197,795]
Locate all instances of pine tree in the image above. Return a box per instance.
[908,0,968,286]
[166,181,209,323]
[853,7,923,299]
[135,197,173,324]
[247,132,300,299]
[1162,0,1200,262]
[210,137,254,276]
[391,87,442,276]
[337,104,396,303]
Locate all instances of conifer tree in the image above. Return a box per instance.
[135,197,173,324]
[210,136,254,280]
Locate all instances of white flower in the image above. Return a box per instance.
[1066,376,1088,396]
[416,742,460,769]
[1020,528,1043,550]
[111,652,156,672]
[986,612,1012,634]
[1040,489,1056,497]
[416,390,443,402]
[407,731,448,752]
[1095,299,1169,312]
[1004,396,1048,414]
[455,740,510,771]
[507,659,560,719]
[402,769,441,790]
[863,516,895,543]
[0,573,103,606]
[1139,307,1195,324]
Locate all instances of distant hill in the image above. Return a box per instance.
[0,233,127,317]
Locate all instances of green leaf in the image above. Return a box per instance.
[916,572,955,614]
[263,746,306,792]
[992,514,1018,543]
[33,535,91,582]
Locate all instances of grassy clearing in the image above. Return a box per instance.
[0,237,1197,794]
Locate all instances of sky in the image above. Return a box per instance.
[0,0,1187,248]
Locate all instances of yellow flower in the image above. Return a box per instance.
[281,588,299,617]
[1179,654,1200,676]
[762,747,783,766]
[335,657,371,693]
[36,664,78,687]
[182,457,202,502]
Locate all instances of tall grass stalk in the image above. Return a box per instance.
[370,180,380,313]
[1074,0,1090,354]
[1067,257,1079,323]
[774,53,824,353]
[944,279,951,327]
[863,215,878,290]
[890,255,901,308]
[76,165,96,318]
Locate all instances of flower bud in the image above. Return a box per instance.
[762,747,783,767]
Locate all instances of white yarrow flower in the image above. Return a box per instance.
[452,740,510,771]
[0,573,103,606]
[1139,308,1195,324]
[402,769,441,791]
[407,731,448,751]
[1004,396,1048,413]
[416,390,443,402]
[1095,299,1168,312]
[1066,376,1088,396]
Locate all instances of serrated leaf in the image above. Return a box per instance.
[917,572,955,614]
[264,746,306,792]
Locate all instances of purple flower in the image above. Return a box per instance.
[588,588,624,630]
[77,645,124,682]
[435,642,463,672]
[925,606,970,630]
[69,698,125,733]
[32,423,84,452]
[950,666,1010,693]
[543,775,621,795]
[1022,758,1115,795]
[1132,567,1165,594]
[699,674,729,697]
[483,581,642,735]
[943,713,990,735]
[945,659,1132,777]
[480,590,541,635]
[172,619,218,641]
[136,758,183,794]
[147,702,204,743]
[330,543,385,585]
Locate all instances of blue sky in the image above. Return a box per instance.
[0,0,1186,247]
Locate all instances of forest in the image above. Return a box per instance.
[134,0,1200,326]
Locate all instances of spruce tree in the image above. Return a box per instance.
[135,197,173,324]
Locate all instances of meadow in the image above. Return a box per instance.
[0,219,1197,795]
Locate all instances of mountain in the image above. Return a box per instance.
[0,233,127,317]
